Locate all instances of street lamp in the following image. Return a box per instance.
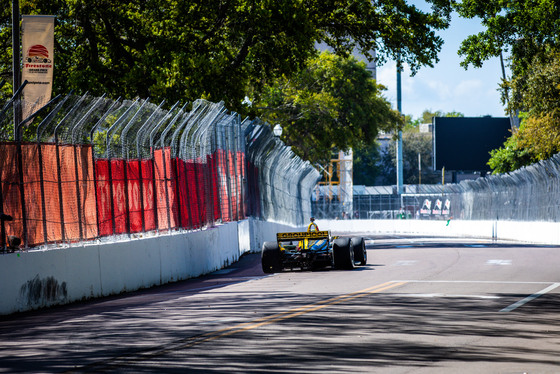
[13,0,21,135]
[273,123,283,137]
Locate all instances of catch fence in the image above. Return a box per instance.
[313,155,560,222]
[0,92,320,249]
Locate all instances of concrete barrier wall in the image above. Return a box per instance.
[0,218,303,316]
[3,217,557,316]
[317,219,560,245]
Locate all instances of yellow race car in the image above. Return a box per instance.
[261,230,367,273]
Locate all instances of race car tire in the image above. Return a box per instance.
[262,241,282,273]
[332,238,354,270]
[351,237,367,266]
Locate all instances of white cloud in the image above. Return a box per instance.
[454,79,484,97]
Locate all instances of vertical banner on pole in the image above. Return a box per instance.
[21,15,54,120]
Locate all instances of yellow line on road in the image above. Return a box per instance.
[72,281,408,371]
[184,281,407,347]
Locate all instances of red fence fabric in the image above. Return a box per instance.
[59,145,82,242]
[237,151,246,218]
[0,138,250,248]
[154,148,168,231]
[41,144,62,243]
[195,160,208,226]
[111,159,127,234]
[141,160,156,232]
[0,143,23,243]
[208,154,220,222]
[176,159,190,229]
[22,144,44,246]
[76,145,98,240]
[168,156,179,228]
[215,150,229,222]
[8,143,100,246]
[228,150,238,221]
[96,159,113,237]
[154,148,179,231]
[127,160,143,233]
[185,160,200,229]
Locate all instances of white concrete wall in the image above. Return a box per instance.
[4,217,557,316]
[0,218,302,316]
[318,219,560,245]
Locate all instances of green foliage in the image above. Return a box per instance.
[92,129,121,157]
[489,51,560,173]
[454,0,560,74]
[1,0,453,116]
[455,0,560,172]
[487,130,535,174]
[419,109,464,124]
[257,51,402,164]
[403,114,421,131]
[509,51,560,115]
[355,109,462,186]
[353,144,382,185]
[379,130,439,185]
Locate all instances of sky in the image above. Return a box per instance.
[373,10,508,122]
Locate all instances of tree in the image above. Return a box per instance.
[355,110,462,186]
[353,144,382,186]
[379,129,439,185]
[488,52,560,172]
[256,51,402,164]
[454,0,560,75]
[487,131,535,174]
[1,0,453,115]
[418,109,464,124]
[453,0,560,172]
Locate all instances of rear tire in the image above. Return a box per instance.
[332,238,354,270]
[262,241,282,273]
[351,237,367,266]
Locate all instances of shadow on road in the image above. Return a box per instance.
[1,251,559,372]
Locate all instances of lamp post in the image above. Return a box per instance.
[273,123,283,137]
[396,61,403,195]
[418,153,421,186]
[12,0,21,138]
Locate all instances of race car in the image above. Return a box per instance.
[261,230,367,273]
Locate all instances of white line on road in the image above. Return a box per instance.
[486,259,512,265]
[394,280,554,284]
[399,293,500,299]
[500,283,560,312]
[395,260,418,266]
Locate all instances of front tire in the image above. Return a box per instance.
[351,237,367,266]
[332,238,354,270]
[262,241,282,273]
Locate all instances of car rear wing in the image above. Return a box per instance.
[277,231,330,241]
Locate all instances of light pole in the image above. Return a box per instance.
[418,153,422,185]
[396,61,403,194]
[12,0,21,138]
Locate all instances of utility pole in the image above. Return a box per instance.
[418,153,421,186]
[12,0,21,139]
[396,61,403,194]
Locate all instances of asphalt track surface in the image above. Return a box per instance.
[1,234,560,373]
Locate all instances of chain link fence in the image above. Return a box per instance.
[314,155,560,222]
[0,92,319,249]
[243,119,320,227]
